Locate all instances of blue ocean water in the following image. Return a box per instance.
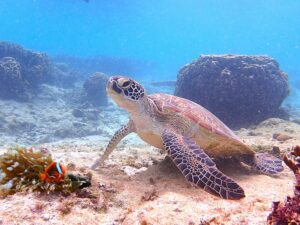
[0,0,299,111]
[0,0,299,82]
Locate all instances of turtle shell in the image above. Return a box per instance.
[148,93,254,158]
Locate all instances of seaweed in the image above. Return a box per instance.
[267,146,300,224]
[0,147,91,196]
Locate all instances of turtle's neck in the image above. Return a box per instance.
[128,95,152,116]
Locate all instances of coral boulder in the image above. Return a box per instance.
[175,55,289,128]
[0,57,30,100]
[82,72,108,106]
[0,42,51,101]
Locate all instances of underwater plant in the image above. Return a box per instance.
[0,147,91,196]
[267,146,300,224]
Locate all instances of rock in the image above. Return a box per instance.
[42,213,51,221]
[175,55,289,128]
[247,131,262,136]
[72,108,100,120]
[272,133,293,142]
[66,162,76,171]
[258,118,284,128]
[141,189,158,202]
[72,121,88,128]
[121,166,148,176]
[0,42,51,101]
[271,146,281,157]
[82,72,108,107]
[53,123,101,139]
[84,109,100,121]
[54,127,71,138]
[293,118,300,125]
[284,128,294,134]
[72,108,85,118]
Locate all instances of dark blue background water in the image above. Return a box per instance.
[0,0,299,81]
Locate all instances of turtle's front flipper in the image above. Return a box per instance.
[162,130,245,200]
[251,153,284,175]
[91,120,135,170]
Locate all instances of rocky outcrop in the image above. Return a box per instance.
[0,42,51,101]
[175,55,289,128]
[82,72,108,107]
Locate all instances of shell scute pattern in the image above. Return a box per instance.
[149,93,240,142]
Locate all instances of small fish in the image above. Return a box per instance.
[39,162,66,183]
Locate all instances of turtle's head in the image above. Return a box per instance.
[106,76,146,112]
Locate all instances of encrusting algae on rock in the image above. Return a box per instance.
[0,147,91,196]
[267,146,300,224]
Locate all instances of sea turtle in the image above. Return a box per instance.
[92,76,284,200]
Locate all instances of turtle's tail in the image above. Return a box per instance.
[252,153,284,175]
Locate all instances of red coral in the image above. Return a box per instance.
[267,146,300,224]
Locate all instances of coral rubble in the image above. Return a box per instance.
[0,147,91,196]
[267,146,300,224]
[175,54,289,128]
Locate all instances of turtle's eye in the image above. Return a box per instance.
[117,78,131,88]
[122,81,131,88]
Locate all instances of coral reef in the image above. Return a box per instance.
[0,41,51,87]
[82,72,108,106]
[0,82,122,145]
[267,146,300,224]
[0,41,51,101]
[0,57,30,101]
[175,55,289,128]
[0,147,91,196]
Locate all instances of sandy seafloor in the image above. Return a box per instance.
[0,85,300,225]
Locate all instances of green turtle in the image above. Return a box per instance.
[92,76,283,200]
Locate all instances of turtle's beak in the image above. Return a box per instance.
[106,76,122,96]
[106,77,114,95]
[106,76,131,110]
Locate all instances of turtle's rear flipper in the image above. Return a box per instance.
[252,153,284,175]
[161,130,245,200]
